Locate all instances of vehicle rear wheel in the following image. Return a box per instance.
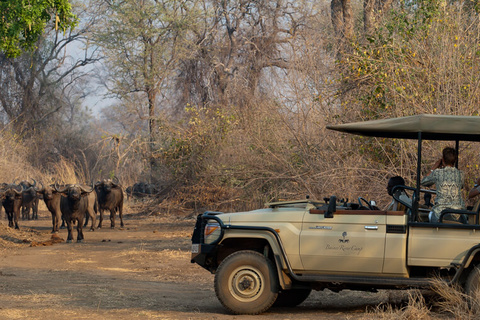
[214,250,278,315]
[465,266,480,297]
[273,288,312,307]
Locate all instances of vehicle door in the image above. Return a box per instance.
[408,223,479,267]
[299,208,387,273]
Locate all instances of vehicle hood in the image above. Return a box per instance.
[216,207,307,224]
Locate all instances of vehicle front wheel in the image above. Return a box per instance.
[214,250,279,315]
[273,288,312,307]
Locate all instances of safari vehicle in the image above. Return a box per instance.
[191,114,480,315]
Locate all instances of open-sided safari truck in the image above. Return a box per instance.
[191,114,480,315]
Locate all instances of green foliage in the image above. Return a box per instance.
[341,0,480,119]
[329,0,480,202]
[0,0,77,58]
[155,105,238,182]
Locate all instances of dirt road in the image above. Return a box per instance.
[0,208,410,320]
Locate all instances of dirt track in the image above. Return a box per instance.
[0,207,416,320]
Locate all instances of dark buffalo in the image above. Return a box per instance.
[0,182,5,219]
[19,179,40,220]
[55,183,97,242]
[1,184,23,229]
[127,182,158,200]
[125,186,132,201]
[95,177,124,228]
[37,183,63,233]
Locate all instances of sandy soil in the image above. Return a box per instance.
[0,204,423,320]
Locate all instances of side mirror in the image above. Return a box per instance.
[325,195,336,218]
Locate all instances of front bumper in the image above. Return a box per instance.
[190,212,225,271]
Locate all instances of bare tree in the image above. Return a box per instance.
[177,0,310,117]
[93,0,198,175]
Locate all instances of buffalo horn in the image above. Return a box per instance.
[13,185,22,194]
[37,181,45,193]
[54,183,68,193]
[80,183,94,193]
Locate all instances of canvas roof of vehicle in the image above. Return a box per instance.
[327,114,480,141]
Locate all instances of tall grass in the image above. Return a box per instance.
[0,131,44,183]
[0,130,85,185]
[365,279,480,319]
[50,157,86,184]
[365,290,431,320]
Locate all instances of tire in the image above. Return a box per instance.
[214,250,279,315]
[465,266,480,297]
[273,288,312,307]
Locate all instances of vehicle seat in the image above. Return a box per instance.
[417,207,430,222]
[397,202,406,212]
[468,199,480,224]
[391,188,411,212]
[441,216,465,224]
[442,200,480,224]
[437,209,470,224]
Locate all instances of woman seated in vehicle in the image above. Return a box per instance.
[421,147,466,223]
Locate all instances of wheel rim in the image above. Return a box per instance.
[228,266,265,302]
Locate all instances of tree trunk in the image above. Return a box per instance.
[342,0,353,41]
[331,0,354,48]
[147,87,157,175]
[364,0,375,35]
[331,0,345,40]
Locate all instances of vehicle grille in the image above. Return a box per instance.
[386,225,406,234]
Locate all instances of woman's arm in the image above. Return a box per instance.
[468,177,480,199]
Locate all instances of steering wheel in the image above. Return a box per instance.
[358,197,373,210]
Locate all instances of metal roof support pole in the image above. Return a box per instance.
[413,132,422,222]
[456,140,460,169]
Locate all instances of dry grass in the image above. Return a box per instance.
[0,131,86,186]
[363,290,432,320]
[0,221,50,251]
[115,247,188,261]
[111,246,209,284]
[0,132,43,183]
[430,279,480,320]
[363,278,480,320]
[50,156,86,184]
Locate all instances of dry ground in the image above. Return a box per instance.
[0,203,442,320]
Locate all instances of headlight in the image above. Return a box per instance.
[204,220,221,244]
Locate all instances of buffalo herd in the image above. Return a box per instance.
[0,178,153,243]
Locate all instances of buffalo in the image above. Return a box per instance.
[54,183,97,242]
[37,183,63,233]
[19,179,40,220]
[125,186,132,200]
[0,182,5,219]
[95,177,124,228]
[126,182,158,200]
[1,184,23,229]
